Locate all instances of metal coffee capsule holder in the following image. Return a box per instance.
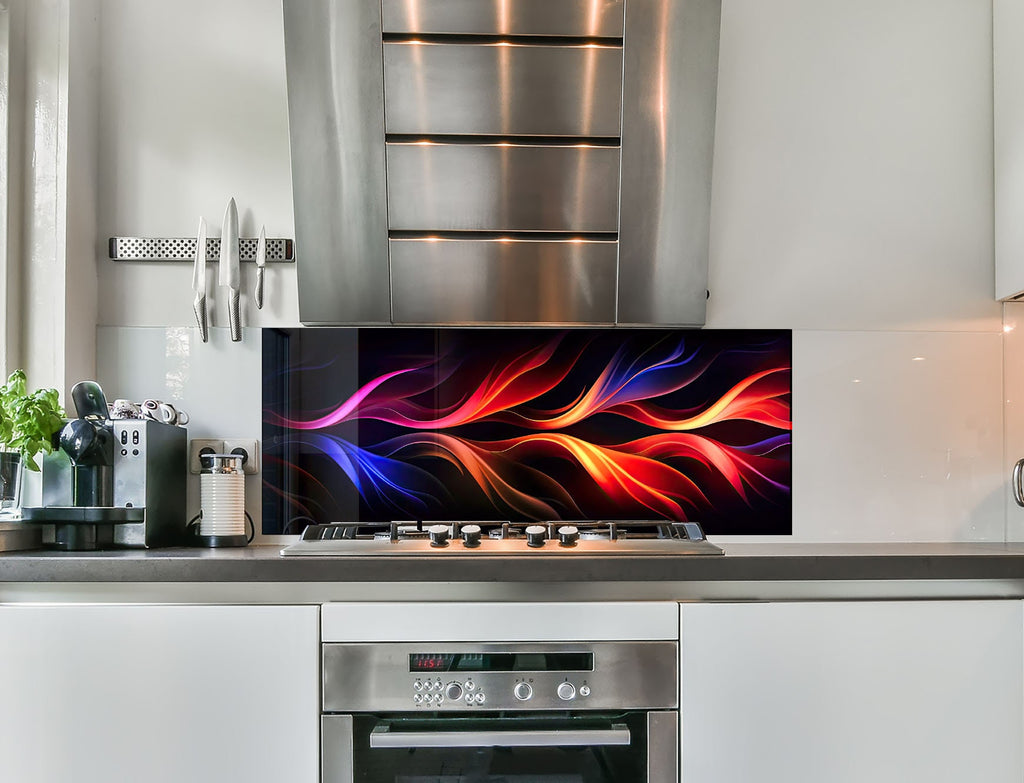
[21,381,187,551]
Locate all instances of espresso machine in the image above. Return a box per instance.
[22,381,187,550]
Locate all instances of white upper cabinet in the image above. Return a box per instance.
[996,0,1024,299]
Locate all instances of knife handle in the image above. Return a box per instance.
[255,267,265,310]
[193,294,209,343]
[228,289,241,342]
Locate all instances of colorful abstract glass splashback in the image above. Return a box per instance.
[262,328,792,535]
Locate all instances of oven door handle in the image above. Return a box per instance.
[369,723,632,749]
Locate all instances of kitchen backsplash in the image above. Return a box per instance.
[95,327,272,542]
[262,328,792,536]
[96,325,1004,544]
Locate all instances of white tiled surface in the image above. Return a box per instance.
[96,327,268,537]
[716,329,1005,544]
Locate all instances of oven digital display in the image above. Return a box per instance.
[409,652,594,673]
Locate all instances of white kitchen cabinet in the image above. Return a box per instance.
[679,600,1023,783]
[0,604,319,783]
[996,0,1024,299]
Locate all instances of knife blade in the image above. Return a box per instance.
[219,197,241,342]
[192,217,209,342]
[254,224,266,310]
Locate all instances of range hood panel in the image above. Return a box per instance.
[383,42,624,137]
[283,0,391,325]
[618,0,721,325]
[386,143,622,233]
[381,0,626,37]
[284,0,721,326]
[390,239,618,324]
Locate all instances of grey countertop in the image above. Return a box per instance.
[3,542,1024,584]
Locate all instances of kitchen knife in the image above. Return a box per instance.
[254,224,266,310]
[219,197,241,342]
[192,217,209,342]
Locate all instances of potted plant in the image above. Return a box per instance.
[0,370,65,515]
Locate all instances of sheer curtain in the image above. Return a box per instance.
[0,1,13,379]
[0,0,100,400]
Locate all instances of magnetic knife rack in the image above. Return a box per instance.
[108,237,295,263]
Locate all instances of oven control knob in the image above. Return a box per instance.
[579,685,591,697]
[557,525,579,547]
[428,524,450,547]
[525,525,547,547]
[557,682,576,701]
[461,524,482,548]
[514,682,533,701]
[445,682,464,701]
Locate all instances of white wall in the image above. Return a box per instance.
[96,0,297,328]
[92,0,1004,542]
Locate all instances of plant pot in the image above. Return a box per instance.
[0,451,23,517]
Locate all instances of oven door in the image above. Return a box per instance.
[323,711,677,783]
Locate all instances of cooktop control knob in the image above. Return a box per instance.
[525,525,547,548]
[428,524,450,547]
[445,682,464,702]
[513,682,533,701]
[557,525,579,547]
[461,524,482,548]
[557,682,576,701]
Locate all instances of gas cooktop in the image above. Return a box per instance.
[280,520,724,557]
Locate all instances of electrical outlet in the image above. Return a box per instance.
[189,439,224,474]
[223,438,260,475]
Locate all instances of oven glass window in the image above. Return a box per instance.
[350,713,647,783]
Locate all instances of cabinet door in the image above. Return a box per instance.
[680,601,1023,783]
[996,0,1024,299]
[0,604,319,783]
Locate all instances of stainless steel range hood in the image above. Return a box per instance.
[283,0,721,326]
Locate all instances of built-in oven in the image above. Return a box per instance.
[322,641,678,783]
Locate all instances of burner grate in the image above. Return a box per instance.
[283,518,723,557]
[299,519,710,543]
